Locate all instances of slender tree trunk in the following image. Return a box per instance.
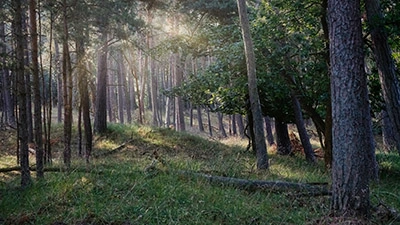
[236,114,245,138]
[107,69,114,123]
[55,41,62,123]
[275,118,291,155]
[29,0,44,178]
[94,28,108,133]
[207,107,212,136]
[237,0,268,169]
[22,7,33,143]
[76,38,92,164]
[264,116,275,146]
[175,55,185,131]
[217,112,227,138]
[291,94,315,163]
[365,0,400,155]
[381,109,397,151]
[14,0,32,187]
[125,61,132,124]
[62,0,72,168]
[197,105,204,132]
[321,0,333,168]
[117,54,125,124]
[231,114,237,136]
[329,0,377,217]
[1,22,16,127]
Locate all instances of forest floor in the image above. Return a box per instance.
[0,123,400,224]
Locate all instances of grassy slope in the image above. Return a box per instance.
[0,124,399,224]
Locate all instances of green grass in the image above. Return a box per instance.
[1,124,400,224]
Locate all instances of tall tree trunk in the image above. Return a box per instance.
[117,53,125,124]
[76,38,92,164]
[237,0,268,169]
[175,55,185,131]
[22,6,33,143]
[14,0,32,187]
[107,69,114,123]
[62,0,72,168]
[275,118,291,155]
[55,41,62,123]
[125,61,132,124]
[291,94,315,163]
[264,116,275,146]
[150,48,158,127]
[321,0,333,168]
[29,0,43,178]
[365,0,400,155]
[94,28,108,133]
[329,0,377,217]
[1,21,16,127]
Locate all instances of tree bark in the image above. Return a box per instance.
[275,118,291,155]
[264,116,275,146]
[29,0,44,178]
[1,21,16,127]
[329,0,377,217]
[94,28,108,133]
[14,0,32,187]
[381,110,397,151]
[236,114,245,138]
[217,112,227,138]
[197,106,204,132]
[55,41,63,123]
[291,94,315,163]
[365,0,400,155]
[62,0,72,168]
[237,0,268,169]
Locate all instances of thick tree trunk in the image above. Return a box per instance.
[237,0,268,169]
[329,0,377,217]
[94,29,108,133]
[14,0,32,187]
[291,94,315,163]
[29,0,44,178]
[275,118,291,155]
[365,0,400,155]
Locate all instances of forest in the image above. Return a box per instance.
[1,0,400,224]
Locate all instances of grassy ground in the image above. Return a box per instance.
[0,124,400,224]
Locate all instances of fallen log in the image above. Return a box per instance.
[0,166,96,173]
[177,170,331,196]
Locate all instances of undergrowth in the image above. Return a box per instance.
[0,124,399,224]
